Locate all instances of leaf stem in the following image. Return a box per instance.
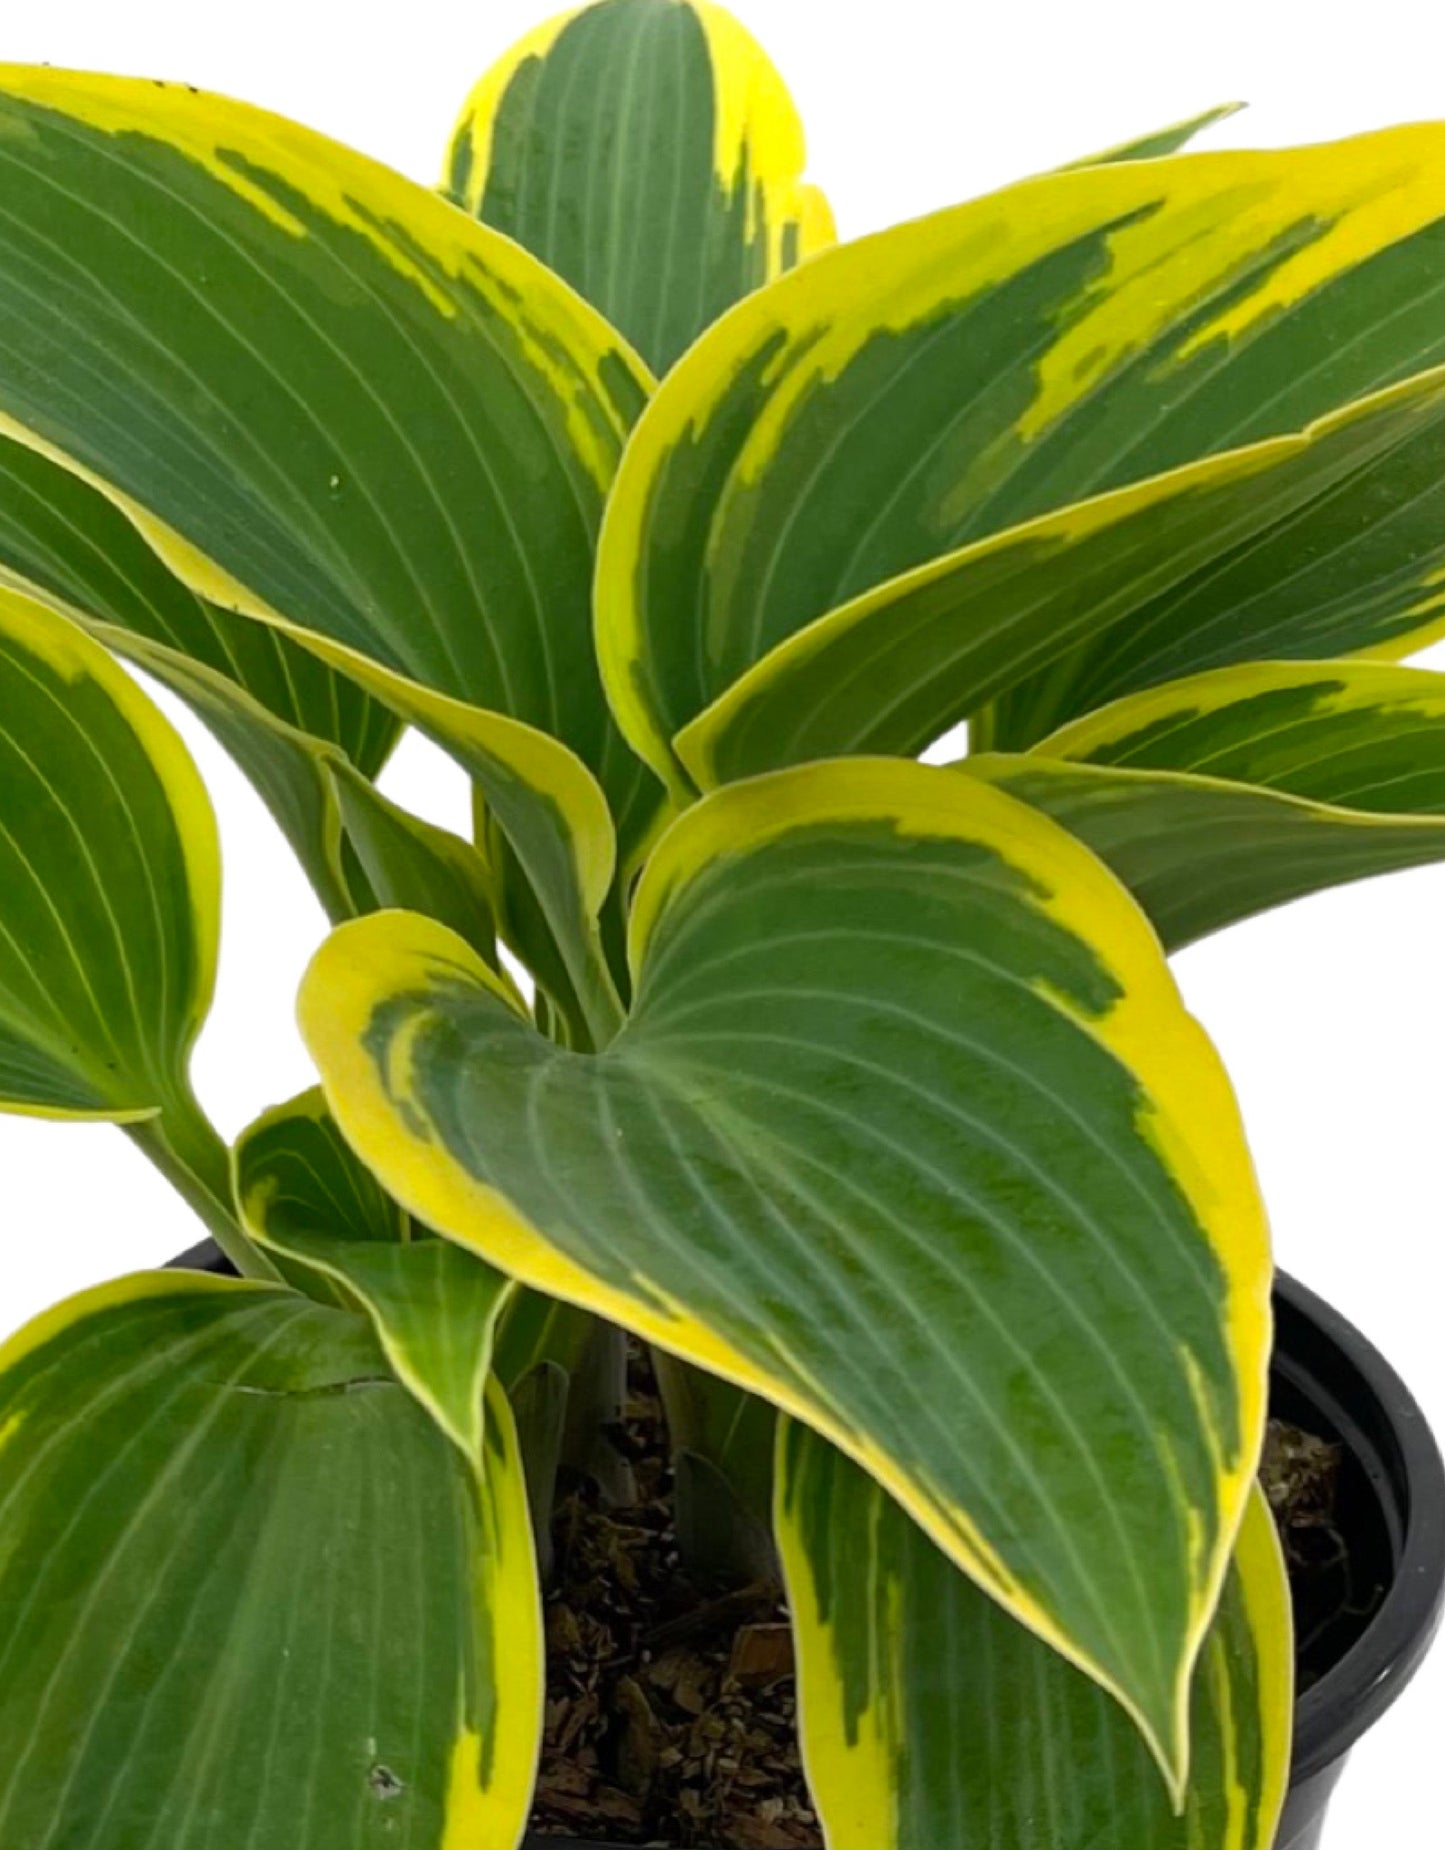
[126,1089,280,1282]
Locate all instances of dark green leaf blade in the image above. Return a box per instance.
[0,589,217,1122]
[0,429,398,914]
[0,66,657,1014]
[972,660,1445,948]
[778,1421,1292,1850]
[673,367,1445,787]
[0,1272,542,1848]
[235,1088,514,1460]
[327,758,502,966]
[300,758,1273,1780]
[444,0,833,376]
[598,123,1445,786]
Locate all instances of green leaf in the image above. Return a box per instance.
[971,660,1445,949]
[0,66,657,1029]
[327,758,502,967]
[653,1352,777,1583]
[0,587,264,1267]
[235,1087,513,1461]
[0,431,398,915]
[0,1272,541,1848]
[444,0,833,376]
[778,1422,1293,1848]
[597,122,1445,788]
[0,588,217,1122]
[493,1286,595,1392]
[672,366,1445,787]
[1061,103,1245,168]
[299,757,1271,1782]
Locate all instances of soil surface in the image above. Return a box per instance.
[1261,1415,1380,1691]
[529,1349,817,1847]
[530,1356,1362,1847]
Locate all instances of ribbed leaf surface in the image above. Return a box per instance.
[0,1273,541,1850]
[0,431,397,915]
[0,590,216,1120]
[0,67,655,1021]
[973,661,1445,946]
[778,1422,1292,1846]
[672,369,1445,786]
[299,757,1271,1779]
[444,0,832,374]
[598,123,1445,786]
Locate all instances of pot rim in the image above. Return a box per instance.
[1274,1270,1445,1783]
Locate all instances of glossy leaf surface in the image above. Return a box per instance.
[445,0,833,373]
[300,758,1271,1778]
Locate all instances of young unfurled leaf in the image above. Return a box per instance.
[598,123,1445,785]
[445,0,833,375]
[300,757,1271,1782]
[973,661,1445,948]
[778,1421,1292,1844]
[0,1273,542,1850]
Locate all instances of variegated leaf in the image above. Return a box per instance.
[299,757,1271,1780]
[779,1422,1292,1844]
[972,661,1445,948]
[672,368,1445,787]
[0,67,657,1034]
[235,1088,513,1461]
[0,1272,541,1849]
[0,431,398,917]
[597,123,1445,788]
[444,0,833,374]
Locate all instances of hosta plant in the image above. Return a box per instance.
[7,2,1445,1844]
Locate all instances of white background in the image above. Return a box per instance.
[2,1,1442,1839]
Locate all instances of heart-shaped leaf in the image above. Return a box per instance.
[972,661,1445,948]
[778,1421,1292,1833]
[300,757,1271,1779]
[444,0,833,375]
[0,1272,541,1849]
[597,122,1445,786]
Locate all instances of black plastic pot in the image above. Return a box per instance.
[169,1245,1444,1848]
